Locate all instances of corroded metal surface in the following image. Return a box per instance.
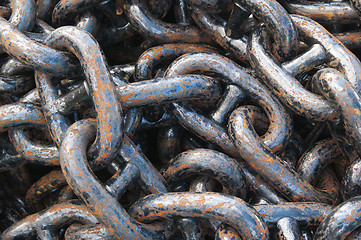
[1,0,361,239]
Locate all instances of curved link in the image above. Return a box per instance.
[9,128,60,165]
[312,68,361,200]
[291,15,361,97]
[128,192,269,240]
[315,196,361,239]
[60,119,172,239]
[1,201,98,239]
[163,149,248,198]
[235,0,298,61]
[165,51,292,153]
[0,0,36,59]
[40,26,123,168]
[0,0,360,237]
[247,25,335,121]
[228,106,337,204]
[124,0,212,44]
[135,43,217,81]
[0,17,79,77]
[7,0,36,31]
[9,89,59,166]
[297,139,342,185]
[313,68,361,157]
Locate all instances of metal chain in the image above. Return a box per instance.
[0,0,361,239]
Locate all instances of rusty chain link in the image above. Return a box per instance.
[1,0,361,239]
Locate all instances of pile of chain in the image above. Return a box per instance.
[2,0,361,239]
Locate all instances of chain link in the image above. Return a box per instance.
[1,0,361,239]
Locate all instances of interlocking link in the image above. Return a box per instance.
[1,0,361,239]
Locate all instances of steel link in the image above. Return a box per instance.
[2,0,361,239]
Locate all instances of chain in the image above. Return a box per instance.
[0,0,361,239]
